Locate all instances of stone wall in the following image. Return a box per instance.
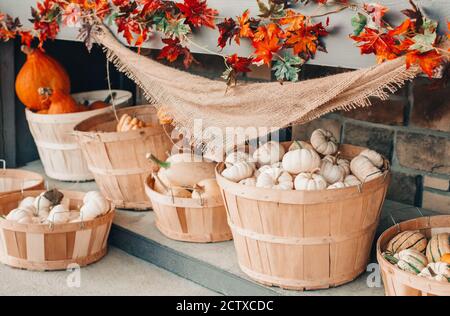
[138,51,450,214]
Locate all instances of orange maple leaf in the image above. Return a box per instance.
[351,28,400,63]
[285,28,318,56]
[237,10,254,40]
[406,50,442,78]
[252,24,283,65]
[279,9,305,31]
[388,19,414,37]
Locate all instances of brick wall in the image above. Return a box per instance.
[139,51,450,214]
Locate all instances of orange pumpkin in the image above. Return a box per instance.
[89,101,109,110]
[39,88,80,114]
[15,46,71,111]
[441,253,450,264]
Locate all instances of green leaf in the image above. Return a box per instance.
[421,17,438,33]
[272,54,303,82]
[153,14,170,33]
[167,18,191,39]
[409,29,437,53]
[351,13,367,36]
[106,12,119,26]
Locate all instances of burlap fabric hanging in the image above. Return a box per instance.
[96,25,424,155]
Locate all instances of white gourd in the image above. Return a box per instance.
[47,204,71,224]
[327,182,346,190]
[192,179,221,199]
[282,143,321,174]
[360,149,384,168]
[239,177,257,186]
[418,262,450,282]
[343,175,361,187]
[34,193,52,213]
[19,197,35,208]
[80,191,110,220]
[310,129,338,155]
[396,249,428,275]
[256,167,293,190]
[294,171,327,191]
[319,154,349,184]
[221,161,254,182]
[166,153,209,164]
[288,140,314,151]
[350,155,382,182]
[17,216,33,224]
[252,141,285,166]
[225,151,254,169]
[6,207,32,222]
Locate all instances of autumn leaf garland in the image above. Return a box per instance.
[0,0,449,84]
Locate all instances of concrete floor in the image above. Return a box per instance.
[0,247,218,296]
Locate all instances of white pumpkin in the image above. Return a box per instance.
[282,143,321,174]
[418,262,450,282]
[288,140,314,151]
[192,179,221,199]
[166,153,209,164]
[19,197,35,208]
[221,161,254,182]
[327,182,346,190]
[252,141,285,166]
[47,205,71,224]
[255,162,282,177]
[310,129,338,155]
[319,154,350,184]
[294,171,327,191]
[34,193,52,214]
[239,177,257,186]
[225,151,254,168]
[350,155,382,182]
[343,175,362,187]
[256,167,293,190]
[6,207,32,222]
[360,149,384,168]
[80,191,110,220]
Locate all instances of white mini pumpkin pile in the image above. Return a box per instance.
[4,189,110,225]
[220,128,385,191]
[383,230,450,283]
[147,153,221,199]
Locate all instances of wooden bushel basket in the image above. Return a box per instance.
[377,215,450,296]
[74,105,173,210]
[144,176,232,243]
[0,190,114,271]
[25,90,132,182]
[0,161,44,195]
[216,143,390,290]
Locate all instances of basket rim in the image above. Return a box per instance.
[216,143,390,204]
[376,215,450,291]
[0,190,115,233]
[0,169,44,195]
[144,175,224,208]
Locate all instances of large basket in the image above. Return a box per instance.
[25,90,132,182]
[216,143,390,290]
[0,162,44,195]
[144,176,232,243]
[377,215,450,296]
[0,190,114,271]
[74,105,173,210]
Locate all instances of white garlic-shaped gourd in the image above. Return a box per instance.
[360,149,384,168]
[294,170,327,191]
[288,140,314,151]
[350,155,382,182]
[221,161,254,182]
[19,197,35,208]
[418,262,450,282]
[191,179,221,199]
[239,177,257,186]
[6,207,33,222]
[225,151,254,169]
[327,182,346,190]
[252,141,285,166]
[47,205,71,224]
[310,129,338,155]
[256,167,293,190]
[319,153,350,184]
[80,191,110,220]
[34,193,52,213]
[255,162,282,177]
[282,141,321,174]
[343,175,361,187]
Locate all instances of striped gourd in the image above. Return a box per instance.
[397,249,428,275]
[426,233,450,263]
[386,230,428,254]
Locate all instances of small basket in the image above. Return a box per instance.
[74,105,173,210]
[25,90,132,182]
[144,176,232,243]
[216,142,390,290]
[377,215,450,296]
[0,190,114,271]
[0,160,44,196]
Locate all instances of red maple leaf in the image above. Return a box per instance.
[158,38,194,68]
[351,27,401,63]
[19,31,33,47]
[237,10,255,40]
[115,16,140,44]
[176,0,218,29]
[217,18,238,49]
[139,0,164,15]
[226,54,252,73]
[388,19,414,37]
[406,50,443,78]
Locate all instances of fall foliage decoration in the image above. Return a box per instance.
[2,0,449,85]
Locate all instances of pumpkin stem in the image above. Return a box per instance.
[21,45,34,55]
[146,153,171,169]
[38,87,53,97]
[294,140,303,150]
